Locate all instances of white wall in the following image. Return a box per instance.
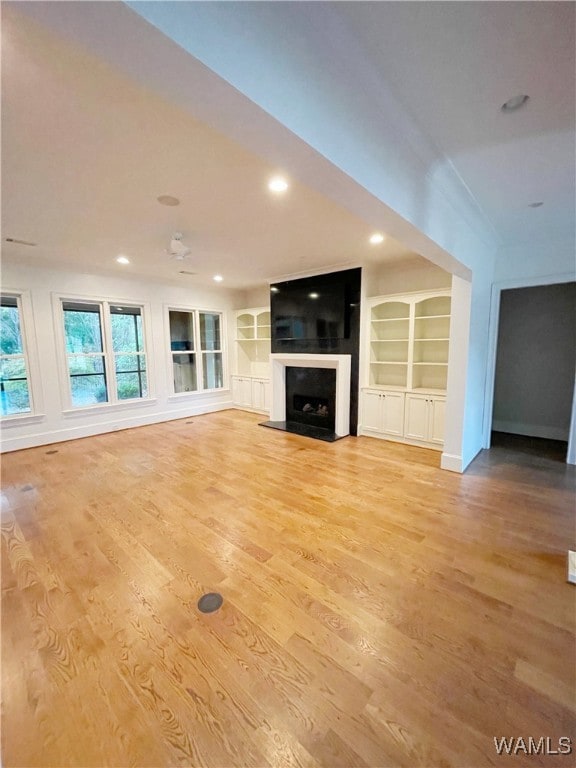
[363,256,451,298]
[1,263,242,452]
[495,239,576,284]
[242,286,272,309]
[492,283,576,440]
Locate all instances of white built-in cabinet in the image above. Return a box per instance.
[362,390,405,437]
[231,308,271,413]
[404,393,445,446]
[360,290,451,450]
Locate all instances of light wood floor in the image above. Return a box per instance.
[2,410,575,768]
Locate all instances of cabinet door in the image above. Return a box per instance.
[404,394,429,441]
[382,392,405,436]
[232,376,252,408]
[428,397,445,445]
[251,379,265,411]
[362,390,383,432]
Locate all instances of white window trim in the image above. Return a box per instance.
[52,292,154,411]
[164,303,227,396]
[0,289,44,423]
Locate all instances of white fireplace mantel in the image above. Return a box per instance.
[270,353,351,437]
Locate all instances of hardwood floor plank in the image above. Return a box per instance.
[2,410,574,767]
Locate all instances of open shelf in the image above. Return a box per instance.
[415,296,451,318]
[412,364,447,391]
[235,308,271,377]
[414,316,451,340]
[369,362,408,388]
[372,301,410,321]
[413,338,449,364]
[365,291,451,395]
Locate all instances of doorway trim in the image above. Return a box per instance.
[482,272,576,462]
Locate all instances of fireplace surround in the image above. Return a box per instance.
[261,353,351,440]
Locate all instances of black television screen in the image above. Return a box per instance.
[270,268,361,351]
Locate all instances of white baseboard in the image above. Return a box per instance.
[440,452,463,473]
[360,428,443,452]
[0,400,234,453]
[492,420,568,441]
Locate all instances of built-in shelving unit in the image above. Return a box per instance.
[369,300,409,388]
[232,308,271,412]
[412,295,450,392]
[235,310,271,378]
[362,290,451,450]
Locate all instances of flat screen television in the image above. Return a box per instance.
[270,268,361,352]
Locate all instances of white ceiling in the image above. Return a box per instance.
[2,2,574,290]
[333,1,575,247]
[1,6,417,290]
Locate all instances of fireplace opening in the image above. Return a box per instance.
[285,366,336,433]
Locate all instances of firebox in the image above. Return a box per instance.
[285,367,336,433]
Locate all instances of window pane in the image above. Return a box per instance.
[173,353,197,392]
[0,356,27,380]
[203,352,223,389]
[110,308,143,353]
[70,375,108,407]
[1,379,30,416]
[200,313,221,351]
[116,371,148,400]
[0,304,23,355]
[67,355,105,375]
[115,354,146,373]
[63,306,103,353]
[169,311,195,351]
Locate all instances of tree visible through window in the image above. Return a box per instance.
[62,300,148,407]
[111,306,147,400]
[63,302,108,406]
[0,295,32,416]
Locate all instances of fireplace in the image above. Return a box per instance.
[286,367,336,432]
[260,353,351,441]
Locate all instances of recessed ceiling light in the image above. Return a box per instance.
[116,255,130,264]
[501,94,529,112]
[369,233,384,245]
[213,275,223,282]
[528,201,544,208]
[270,286,279,293]
[268,176,289,193]
[309,292,319,299]
[157,195,180,206]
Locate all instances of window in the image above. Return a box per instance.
[0,295,32,416]
[168,309,223,393]
[200,312,223,389]
[110,306,147,400]
[61,300,149,408]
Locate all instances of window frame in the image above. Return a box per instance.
[165,304,226,397]
[0,289,43,423]
[54,293,154,412]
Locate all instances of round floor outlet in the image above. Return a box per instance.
[197,593,223,614]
